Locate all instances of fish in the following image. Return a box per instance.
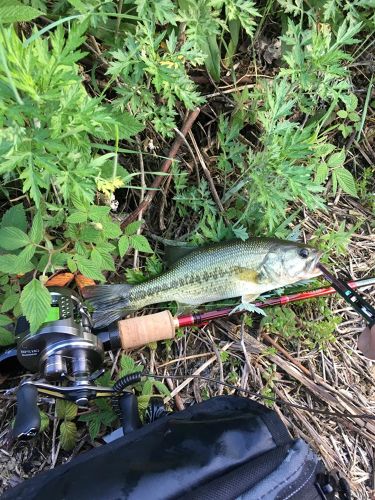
[83,238,322,328]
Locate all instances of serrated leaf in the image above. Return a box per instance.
[0,0,43,23]
[20,279,51,333]
[315,162,328,184]
[119,354,136,376]
[56,400,78,420]
[1,204,27,232]
[91,247,114,271]
[328,150,345,169]
[0,227,29,250]
[39,411,50,432]
[67,256,78,273]
[95,249,115,271]
[88,206,110,222]
[124,221,143,236]
[0,254,34,275]
[102,221,122,239]
[87,414,102,440]
[118,235,130,258]
[232,225,248,241]
[119,112,145,139]
[137,394,152,412]
[15,244,36,267]
[154,380,171,396]
[67,212,87,224]
[80,225,102,243]
[129,235,153,253]
[59,421,77,451]
[30,212,44,244]
[1,294,19,313]
[141,378,153,396]
[75,255,105,281]
[335,167,358,197]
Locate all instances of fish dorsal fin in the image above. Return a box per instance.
[164,242,198,267]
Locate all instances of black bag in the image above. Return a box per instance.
[2,396,350,500]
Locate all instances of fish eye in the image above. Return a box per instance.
[299,248,309,259]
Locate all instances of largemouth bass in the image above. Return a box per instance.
[84,238,322,327]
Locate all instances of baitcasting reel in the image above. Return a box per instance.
[7,287,146,442]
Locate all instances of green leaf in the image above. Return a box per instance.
[129,235,153,253]
[0,314,12,327]
[16,244,36,268]
[0,227,29,250]
[137,394,152,412]
[86,413,102,440]
[119,354,136,376]
[0,326,14,346]
[67,256,78,273]
[118,235,130,258]
[328,150,345,169]
[0,0,43,23]
[88,206,110,222]
[315,162,328,184]
[56,400,78,420]
[335,168,358,197]
[67,212,88,224]
[118,112,145,139]
[153,380,171,396]
[205,35,221,81]
[337,110,347,119]
[1,204,27,232]
[30,212,44,244]
[59,421,77,451]
[20,279,51,333]
[95,248,115,271]
[102,221,122,239]
[1,294,19,313]
[0,254,34,275]
[39,411,50,432]
[75,255,105,281]
[141,378,153,395]
[124,221,143,236]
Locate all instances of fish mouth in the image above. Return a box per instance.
[308,250,323,277]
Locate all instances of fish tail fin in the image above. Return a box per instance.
[83,285,134,327]
[91,308,127,328]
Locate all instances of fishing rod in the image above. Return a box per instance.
[100,276,375,354]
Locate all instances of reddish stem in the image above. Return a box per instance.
[121,108,201,228]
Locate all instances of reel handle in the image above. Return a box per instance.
[13,383,41,440]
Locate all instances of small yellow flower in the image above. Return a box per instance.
[97,177,124,198]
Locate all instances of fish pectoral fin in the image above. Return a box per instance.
[229,298,266,317]
[234,268,259,283]
[176,302,195,316]
[235,266,270,285]
[242,293,259,302]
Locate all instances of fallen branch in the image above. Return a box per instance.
[121,107,201,228]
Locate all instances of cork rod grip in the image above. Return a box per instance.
[118,311,177,350]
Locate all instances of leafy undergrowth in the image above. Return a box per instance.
[0,0,374,497]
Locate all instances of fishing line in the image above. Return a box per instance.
[143,372,375,421]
